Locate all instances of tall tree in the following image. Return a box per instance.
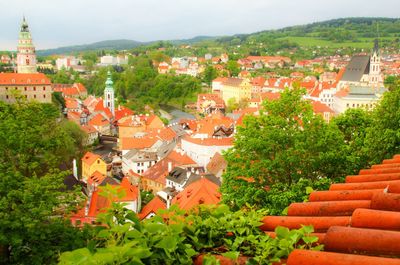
[0,101,93,264]
[221,88,348,209]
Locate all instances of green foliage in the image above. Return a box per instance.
[0,101,94,264]
[202,65,218,87]
[59,189,322,265]
[221,88,350,209]
[363,86,400,164]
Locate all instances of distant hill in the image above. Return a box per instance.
[216,17,400,48]
[37,39,145,56]
[37,18,400,56]
[37,36,218,56]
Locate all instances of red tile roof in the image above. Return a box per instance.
[171,177,221,210]
[262,154,400,264]
[0,73,51,85]
[87,171,106,186]
[88,113,109,127]
[311,100,334,114]
[120,137,157,150]
[82,151,101,166]
[138,197,166,220]
[114,106,134,121]
[182,136,234,146]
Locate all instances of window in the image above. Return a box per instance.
[43,87,46,91]
[34,95,36,99]
[43,95,46,98]
[24,87,27,91]
[33,87,36,91]
[6,95,9,99]
[5,87,8,90]
[15,87,17,90]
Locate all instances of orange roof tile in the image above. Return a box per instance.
[88,113,109,127]
[120,137,157,150]
[82,151,102,166]
[87,171,106,186]
[138,197,166,220]
[311,100,334,114]
[261,154,400,263]
[171,177,221,210]
[0,73,51,85]
[182,136,234,146]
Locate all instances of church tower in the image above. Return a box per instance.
[103,71,115,116]
[369,39,381,85]
[17,16,37,73]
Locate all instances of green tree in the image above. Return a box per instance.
[202,66,218,87]
[363,86,400,164]
[221,88,348,209]
[226,60,240,77]
[0,101,93,264]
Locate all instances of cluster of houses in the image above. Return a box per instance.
[71,109,236,224]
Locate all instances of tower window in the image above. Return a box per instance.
[108,94,110,99]
[26,59,30,65]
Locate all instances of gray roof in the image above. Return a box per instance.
[184,174,221,188]
[341,55,370,82]
[166,167,193,185]
[124,149,158,162]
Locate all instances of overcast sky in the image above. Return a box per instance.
[0,0,398,50]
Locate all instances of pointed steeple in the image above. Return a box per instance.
[17,16,36,73]
[373,39,379,55]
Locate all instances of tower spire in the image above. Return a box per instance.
[104,71,115,116]
[17,16,36,73]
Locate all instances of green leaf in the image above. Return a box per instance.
[275,226,289,239]
[305,186,314,194]
[144,223,165,234]
[222,251,240,260]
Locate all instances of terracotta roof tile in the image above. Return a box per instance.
[82,151,102,166]
[0,73,51,85]
[171,177,221,210]
[262,154,400,263]
[138,196,166,220]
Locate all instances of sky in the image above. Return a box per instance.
[0,0,399,50]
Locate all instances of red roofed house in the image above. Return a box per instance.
[206,152,227,180]
[196,93,225,114]
[181,135,233,167]
[141,150,197,193]
[171,177,221,211]
[88,113,111,135]
[81,124,99,145]
[81,151,107,182]
[138,196,166,220]
[52,83,87,98]
[310,100,335,123]
[118,114,164,138]
[71,176,139,226]
[0,73,52,103]
[0,18,53,104]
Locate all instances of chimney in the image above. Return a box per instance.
[73,159,78,180]
[168,162,172,172]
[166,195,171,209]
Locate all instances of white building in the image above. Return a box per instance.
[181,136,233,167]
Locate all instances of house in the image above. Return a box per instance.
[165,166,205,192]
[215,77,252,105]
[310,100,335,123]
[71,176,139,225]
[88,113,111,135]
[332,85,386,114]
[122,150,158,175]
[138,196,166,220]
[206,152,227,180]
[81,124,99,145]
[81,151,107,182]
[53,83,87,98]
[196,93,225,114]
[118,114,164,138]
[171,177,221,211]
[0,73,52,103]
[181,136,233,167]
[141,150,196,194]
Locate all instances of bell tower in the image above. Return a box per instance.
[103,71,115,116]
[369,39,381,85]
[17,16,37,74]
